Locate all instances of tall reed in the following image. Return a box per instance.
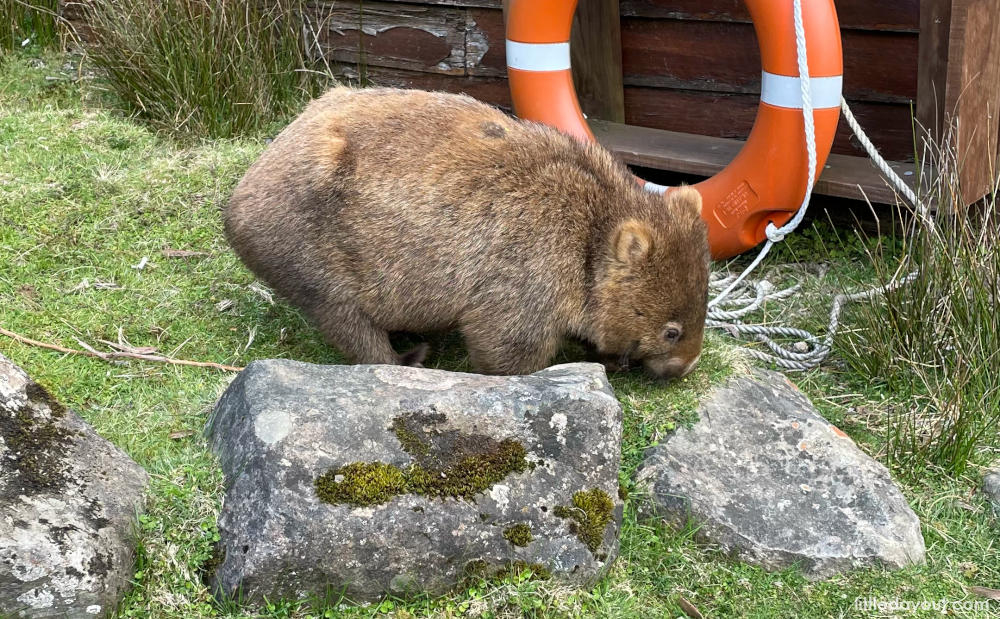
[839,126,1000,475]
[1,0,59,51]
[85,0,334,138]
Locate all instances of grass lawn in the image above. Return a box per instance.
[1,51,998,619]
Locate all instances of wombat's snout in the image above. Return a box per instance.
[643,353,701,380]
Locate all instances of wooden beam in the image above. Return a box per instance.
[589,120,921,205]
[502,0,625,122]
[570,0,625,122]
[916,0,1000,203]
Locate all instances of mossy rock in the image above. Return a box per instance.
[0,353,150,619]
[207,360,624,605]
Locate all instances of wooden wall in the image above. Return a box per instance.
[310,0,920,161]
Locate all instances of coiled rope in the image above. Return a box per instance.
[705,0,922,371]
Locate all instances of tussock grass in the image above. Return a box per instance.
[84,0,334,138]
[1,0,59,51]
[838,133,1000,475]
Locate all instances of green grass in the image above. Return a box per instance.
[2,52,999,618]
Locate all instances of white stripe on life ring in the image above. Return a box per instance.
[506,41,571,72]
[643,182,669,195]
[761,71,843,110]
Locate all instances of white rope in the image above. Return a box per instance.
[839,99,919,207]
[704,0,924,371]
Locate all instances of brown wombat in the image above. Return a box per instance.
[224,87,709,378]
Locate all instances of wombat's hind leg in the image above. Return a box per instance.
[399,342,430,368]
[463,325,562,376]
[309,305,401,366]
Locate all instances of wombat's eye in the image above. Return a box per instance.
[664,327,682,342]
[634,309,644,317]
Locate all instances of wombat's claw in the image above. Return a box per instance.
[602,360,627,373]
[400,342,430,367]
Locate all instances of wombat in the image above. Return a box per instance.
[224,87,710,378]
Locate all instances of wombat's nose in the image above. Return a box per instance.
[644,353,700,380]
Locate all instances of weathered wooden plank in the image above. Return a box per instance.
[375,0,502,7]
[60,1,94,43]
[916,0,953,136]
[466,7,506,76]
[620,0,920,32]
[620,20,918,103]
[570,0,625,122]
[332,64,514,110]
[917,0,1000,203]
[310,0,496,76]
[624,87,918,161]
[588,119,919,204]
[950,0,1000,201]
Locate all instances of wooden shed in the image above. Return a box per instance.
[307,0,1000,205]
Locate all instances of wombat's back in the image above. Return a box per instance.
[224,87,626,331]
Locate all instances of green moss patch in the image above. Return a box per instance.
[315,412,528,506]
[315,462,408,507]
[463,559,551,582]
[0,380,76,499]
[404,437,527,499]
[493,560,551,581]
[391,414,432,457]
[554,488,614,553]
[502,523,533,547]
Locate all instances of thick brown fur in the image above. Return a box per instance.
[224,87,710,378]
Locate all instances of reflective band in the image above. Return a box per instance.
[760,71,842,109]
[643,182,668,195]
[505,41,571,72]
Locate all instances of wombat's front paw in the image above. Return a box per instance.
[586,352,628,374]
[399,342,430,367]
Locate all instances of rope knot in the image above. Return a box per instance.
[765,222,786,243]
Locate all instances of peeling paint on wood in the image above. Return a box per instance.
[309,0,494,76]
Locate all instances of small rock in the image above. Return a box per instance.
[636,369,925,580]
[792,341,809,353]
[206,361,623,605]
[0,353,149,618]
[982,469,1000,509]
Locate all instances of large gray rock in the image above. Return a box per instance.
[0,354,149,618]
[983,469,1000,509]
[206,361,623,605]
[636,369,925,580]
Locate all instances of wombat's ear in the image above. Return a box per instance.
[670,185,703,218]
[613,220,654,264]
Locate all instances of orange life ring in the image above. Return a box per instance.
[505,0,843,259]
